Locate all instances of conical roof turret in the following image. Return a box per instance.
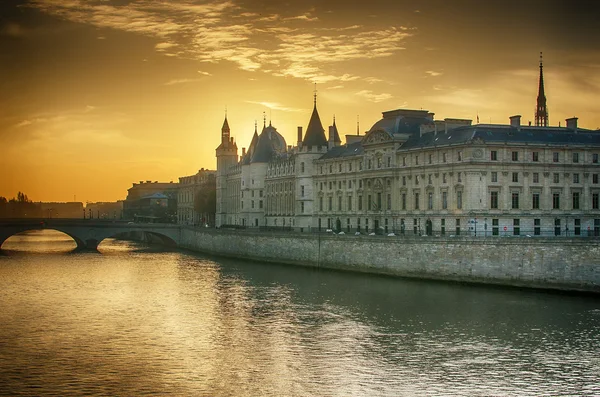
[222,116,230,132]
[302,96,327,147]
[331,116,341,143]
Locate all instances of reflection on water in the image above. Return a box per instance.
[0,230,599,396]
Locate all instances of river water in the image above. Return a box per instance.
[0,230,599,396]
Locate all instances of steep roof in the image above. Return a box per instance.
[250,124,287,163]
[222,117,230,132]
[241,130,259,165]
[331,119,341,143]
[369,115,433,136]
[302,105,327,147]
[398,125,600,151]
[319,141,364,160]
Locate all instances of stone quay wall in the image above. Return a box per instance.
[179,228,600,293]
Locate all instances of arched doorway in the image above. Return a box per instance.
[425,219,433,236]
[335,218,341,233]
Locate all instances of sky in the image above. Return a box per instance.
[1,0,599,202]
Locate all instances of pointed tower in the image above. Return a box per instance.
[328,115,342,149]
[296,86,328,231]
[302,86,327,148]
[216,114,238,227]
[535,52,549,127]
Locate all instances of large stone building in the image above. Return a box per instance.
[216,59,600,236]
[123,180,178,222]
[177,168,216,225]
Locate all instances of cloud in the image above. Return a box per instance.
[29,1,413,84]
[258,14,280,22]
[15,120,33,128]
[163,78,202,86]
[327,85,344,90]
[245,101,304,112]
[425,70,443,77]
[197,70,212,76]
[284,14,319,22]
[364,77,383,84]
[8,107,137,149]
[355,90,392,103]
[155,42,176,50]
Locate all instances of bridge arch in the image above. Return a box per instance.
[0,229,83,251]
[0,220,180,252]
[97,230,178,250]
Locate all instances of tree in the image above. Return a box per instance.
[2,192,39,218]
[17,191,31,203]
[0,196,6,218]
[194,174,216,226]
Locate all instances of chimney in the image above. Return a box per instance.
[566,117,578,132]
[297,126,303,147]
[509,115,521,128]
[242,147,246,156]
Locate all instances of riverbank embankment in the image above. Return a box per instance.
[177,227,600,293]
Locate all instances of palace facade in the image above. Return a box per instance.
[216,62,600,236]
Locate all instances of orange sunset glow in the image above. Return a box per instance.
[1,0,599,202]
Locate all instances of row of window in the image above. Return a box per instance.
[492,150,598,164]
[267,163,296,177]
[317,191,464,212]
[241,190,264,198]
[315,172,599,192]
[317,217,600,237]
[491,191,599,210]
[502,172,593,184]
[319,151,462,174]
[317,150,600,176]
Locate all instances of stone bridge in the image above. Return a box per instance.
[0,219,181,250]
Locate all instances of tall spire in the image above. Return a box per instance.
[535,52,549,127]
[313,82,317,107]
[221,112,230,143]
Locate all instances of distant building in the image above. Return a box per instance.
[177,168,216,225]
[85,201,124,220]
[216,57,600,236]
[123,181,178,222]
[39,202,84,218]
